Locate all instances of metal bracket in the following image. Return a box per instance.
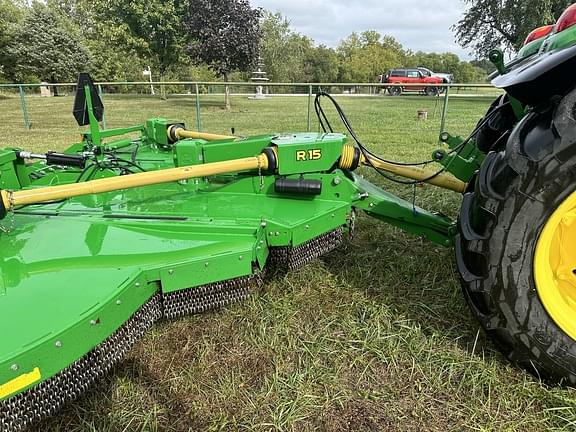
[432,132,485,183]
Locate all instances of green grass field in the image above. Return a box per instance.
[1,93,576,431]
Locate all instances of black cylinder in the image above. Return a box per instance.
[275,178,322,195]
[46,152,86,168]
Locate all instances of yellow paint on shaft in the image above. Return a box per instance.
[2,155,268,209]
[339,144,355,170]
[361,155,466,193]
[174,128,236,141]
[0,144,466,212]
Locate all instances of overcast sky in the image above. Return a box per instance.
[251,0,472,60]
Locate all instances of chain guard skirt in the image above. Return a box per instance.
[0,228,344,431]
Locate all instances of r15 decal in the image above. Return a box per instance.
[296,149,322,161]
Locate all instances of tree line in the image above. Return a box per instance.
[1,0,568,88]
[0,0,487,87]
[260,14,489,84]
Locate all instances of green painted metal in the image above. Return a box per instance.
[518,22,576,59]
[195,83,202,132]
[202,135,271,163]
[145,118,175,146]
[97,84,107,129]
[0,150,23,189]
[489,49,525,118]
[351,174,455,246]
[18,86,30,130]
[489,49,507,75]
[6,7,576,421]
[274,133,346,175]
[434,133,485,183]
[173,140,204,167]
[0,85,461,409]
[544,24,576,52]
[518,37,544,59]
[85,85,102,147]
[439,85,450,139]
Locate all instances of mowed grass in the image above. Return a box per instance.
[1,93,576,431]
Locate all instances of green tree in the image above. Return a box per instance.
[406,51,487,83]
[454,0,572,58]
[407,52,460,76]
[336,32,362,60]
[46,0,143,82]
[260,11,314,83]
[184,0,261,109]
[453,62,487,83]
[49,0,131,81]
[337,32,405,82]
[0,0,24,80]
[470,58,497,75]
[84,39,146,83]
[360,30,382,46]
[303,45,339,83]
[5,2,90,87]
[47,0,90,29]
[80,0,189,80]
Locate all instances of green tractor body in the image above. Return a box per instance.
[3,4,576,430]
[518,5,576,59]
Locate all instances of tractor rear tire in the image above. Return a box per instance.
[474,94,517,153]
[456,87,576,385]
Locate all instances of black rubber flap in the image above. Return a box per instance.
[73,73,104,126]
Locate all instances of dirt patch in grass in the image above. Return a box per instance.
[321,399,397,431]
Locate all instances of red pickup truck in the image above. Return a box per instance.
[378,68,444,96]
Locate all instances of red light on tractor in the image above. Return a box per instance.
[556,3,576,33]
[524,25,554,45]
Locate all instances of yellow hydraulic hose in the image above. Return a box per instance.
[0,154,269,211]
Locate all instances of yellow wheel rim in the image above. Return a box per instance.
[534,190,576,341]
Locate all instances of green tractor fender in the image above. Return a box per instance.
[492,43,576,106]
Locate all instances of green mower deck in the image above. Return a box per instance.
[0,88,459,430]
[6,8,576,427]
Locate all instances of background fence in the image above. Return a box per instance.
[0,81,502,132]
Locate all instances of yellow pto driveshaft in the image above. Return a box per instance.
[167,125,236,142]
[338,144,466,193]
[0,142,466,220]
[0,153,270,217]
[362,156,466,193]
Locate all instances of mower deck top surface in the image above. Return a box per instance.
[0,173,352,400]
